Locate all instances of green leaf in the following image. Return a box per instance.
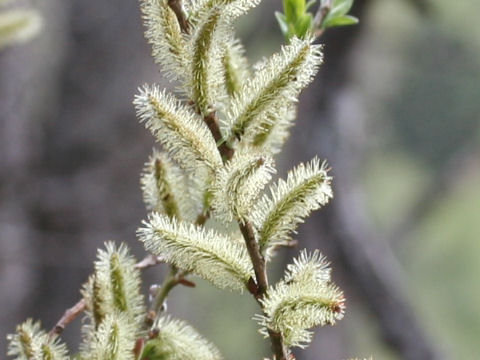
[324,14,358,28]
[330,0,354,17]
[275,11,289,37]
[283,0,298,21]
[278,0,317,39]
[294,13,312,39]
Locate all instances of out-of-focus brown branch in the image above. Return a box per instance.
[388,141,478,245]
[240,222,268,298]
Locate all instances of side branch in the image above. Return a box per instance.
[48,253,164,337]
[239,221,268,297]
[204,112,234,160]
[168,0,190,34]
[239,221,288,360]
[268,329,289,360]
[313,0,331,38]
[151,267,193,317]
[202,84,288,360]
[135,254,163,270]
[48,299,86,339]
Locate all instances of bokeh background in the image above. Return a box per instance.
[1,0,479,359]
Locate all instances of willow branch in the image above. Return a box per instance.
[167,0,191,34]
[198,59,289,360]
[48,299,86,339]
[239,221,268,297]
[239,221,288,360]
[313,0,331,38]
[135,254,163,270]
[151,267,192,315]
[204,111,234,160]
[48,252,165,338]
[47,209,208,339]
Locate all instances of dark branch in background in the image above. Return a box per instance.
[388,141,478,245]
[405,0,432,14]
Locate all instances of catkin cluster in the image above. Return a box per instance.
[6,0,353,359]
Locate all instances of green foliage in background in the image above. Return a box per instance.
[355,1,480,358]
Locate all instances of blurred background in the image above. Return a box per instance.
[1,0,479,359]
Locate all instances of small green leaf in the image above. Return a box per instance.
[293,0,308,17]
[294,14,312,39]
[275,11,289,37]
[330,0,354,17]
[283,0,297,21]
[324,14,358,28]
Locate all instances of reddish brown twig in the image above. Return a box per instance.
[48,253,164,338]
[204,111,234,161]
[135,254,163,270]
[199,101,289,360]
[168,0,191,34]
[240,221,288,360]
[49,298,86,339]
[204,108,288,359]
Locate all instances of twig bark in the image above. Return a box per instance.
[152,267,191,316]
[313,0,331,38]
[239,221,268,297]
[209,118,288,359]
[204,111,234,161]
[48,299,86,339]
[239,222,288,360]
[135,254,163,270]
[48,252,165,338]
[167,0,191,34]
